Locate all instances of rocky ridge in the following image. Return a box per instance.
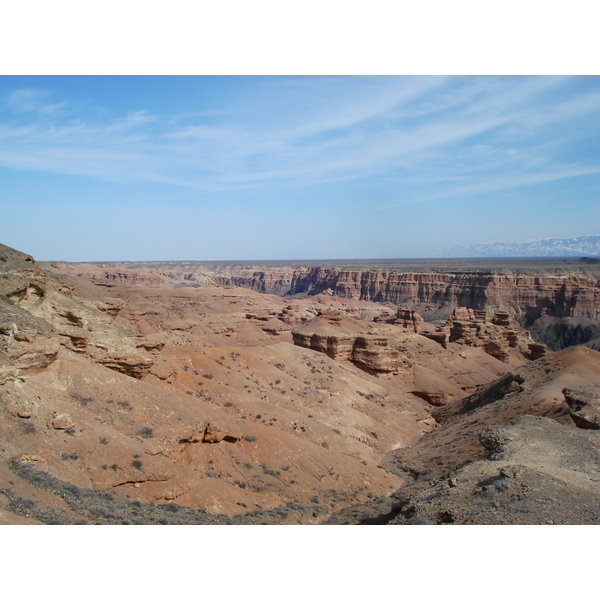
[46,259,600,350]
[328,345,600,524]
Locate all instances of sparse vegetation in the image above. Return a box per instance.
[61,453,79,461]
[19,421,36,434]
[72,393,93,406]
[260,464,280,477]
[138,427,154,439]
[6,459,314,524]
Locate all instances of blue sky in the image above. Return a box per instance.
[1,75,599,261]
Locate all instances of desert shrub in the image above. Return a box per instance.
[131,459,143,470]
[138,427,154,439]
[61,453,79,461]
[260,464,280,477]
[72,393,93,406]
[19,421,36,434]
[99,437,109,445]
[202,374,213,380]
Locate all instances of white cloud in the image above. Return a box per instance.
[6,88,65,115]
[0,76,598,197]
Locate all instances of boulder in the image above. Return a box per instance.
[562,388,600,430]
[52,413,75,430]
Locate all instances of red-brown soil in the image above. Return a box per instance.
[2,244,598,524]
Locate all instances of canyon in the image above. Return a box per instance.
[1,244,599,524]
[47,258,600,350]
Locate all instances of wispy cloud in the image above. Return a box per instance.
[0,77,599,199]
[6,88,66,115]
[381,165,600,209]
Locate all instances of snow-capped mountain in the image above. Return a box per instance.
[442,235,600,257]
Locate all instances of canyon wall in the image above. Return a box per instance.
[217,267,600,323]
[218,267,600,350]
[45,261,600,349]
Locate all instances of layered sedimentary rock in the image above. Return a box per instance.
[47,260,600,351]
[209,267,600,335]
[445,308,532,363]
[393,308,425,333]
[0,244,161,379]
[292,311,401,375]
[212,267,296,295]
[284,268,600,320]
[528,342,548,360]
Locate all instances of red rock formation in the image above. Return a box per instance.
[445,308,525,363]
[48,259,600,351]
[420,330,448,348]
[528,342,547,360]
[277,304,306,325]
[292,311,401,374]
[393,308,425,333]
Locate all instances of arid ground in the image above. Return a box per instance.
[1,243,599,524]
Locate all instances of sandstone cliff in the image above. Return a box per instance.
[46,260,600,344]
[292,310,402,375]
[285,268,600,321]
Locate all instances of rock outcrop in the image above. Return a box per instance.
[528,342,547,360]
[47,258,600,350]
[292,311,401,375]
[393,308,426,333]
[562,387,600,429]
[445,308,527,363]
[0,244,162,380]
[327,346,600,525]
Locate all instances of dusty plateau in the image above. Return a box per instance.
[1,245,599,524]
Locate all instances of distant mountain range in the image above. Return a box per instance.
[441,235,600,258]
